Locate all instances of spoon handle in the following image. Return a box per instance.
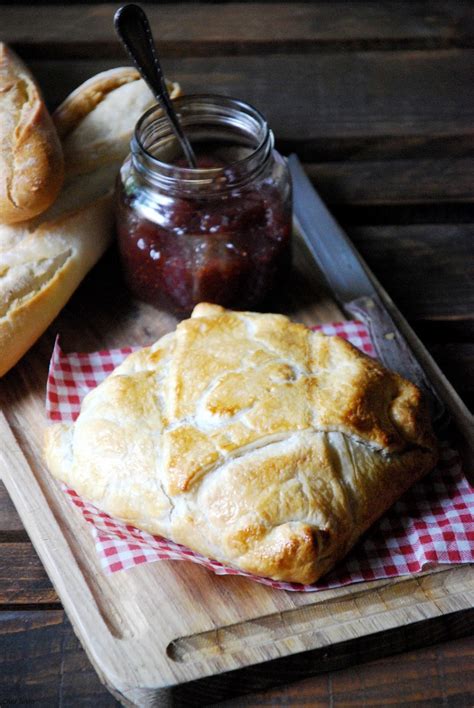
[114,4,197,168]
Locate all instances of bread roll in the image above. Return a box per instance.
[0,43,64,223]
[44,304,438,585]
[0,67,180,377]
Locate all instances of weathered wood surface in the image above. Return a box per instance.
[28,51,474,144]
[1,610,473,707]
[3,2,473,58]
[0,481,24,536]
[0,1,473,705]
[219,632,474,707]
[349,225,474,321]
[307,159,474,204]
[0,611,117,705]
[0,543,59,606]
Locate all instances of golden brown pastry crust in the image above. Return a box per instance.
[44,304,438,584]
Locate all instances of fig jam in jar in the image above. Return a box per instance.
[115,95,292,314]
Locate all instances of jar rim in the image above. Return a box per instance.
[132,93,272,185]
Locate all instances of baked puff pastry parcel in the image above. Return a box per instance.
[44,304,438,585]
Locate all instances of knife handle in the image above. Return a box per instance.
[345,294,446,425]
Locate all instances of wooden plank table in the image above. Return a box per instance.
[1,2,473,705]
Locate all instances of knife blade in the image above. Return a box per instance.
[288,154,446,426]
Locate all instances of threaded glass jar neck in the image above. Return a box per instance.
[131,94,273,195]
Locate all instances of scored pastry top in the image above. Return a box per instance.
[45,304,438,584]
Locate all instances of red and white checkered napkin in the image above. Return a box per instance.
[46,321,474,592]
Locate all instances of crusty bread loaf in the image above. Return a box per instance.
[0,67,180,377]
[0,43,64,223]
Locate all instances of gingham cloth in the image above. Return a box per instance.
[46,321,474,592]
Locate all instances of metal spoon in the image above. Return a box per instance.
[114,3,197,168]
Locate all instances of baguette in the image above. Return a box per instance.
[0,43,64,223]
[0,67,180,377]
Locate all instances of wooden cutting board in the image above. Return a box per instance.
[0,234,473,707]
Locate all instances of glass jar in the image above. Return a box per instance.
[115,95,292,315]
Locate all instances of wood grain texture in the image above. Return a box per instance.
[348,224,474,320]
[429,344,474,410]
[0,544,58,605]
[1,610,473,707]
[0,611,118,705]
[27,51,474,140]
[0,481,24,536]
[218,632,474,707]
[1,2,473,58]
[140,607,474,704]
[306,158,474,205]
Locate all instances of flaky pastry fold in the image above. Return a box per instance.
[44,304,438,584]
